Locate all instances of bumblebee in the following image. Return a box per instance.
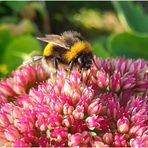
[24,31,95,72]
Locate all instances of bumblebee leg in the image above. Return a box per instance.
[68,61,74,70]
[53,57,59,69]
[80,68,83,82]
[41,57,55,74]
[80,68,90,85]
[92,58,99,70]
[86,69,91,85]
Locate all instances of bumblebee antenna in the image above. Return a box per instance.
[92,57,99,70]
[82,58,99,85]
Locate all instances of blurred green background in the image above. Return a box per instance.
[0,1,148,77]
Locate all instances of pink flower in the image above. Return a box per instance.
[0,58,147,147]
[4,125,20,141]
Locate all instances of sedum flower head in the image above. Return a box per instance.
[0,58,147,147]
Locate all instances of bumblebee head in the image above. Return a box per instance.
[63,31,93,69]
[77,52,93,69]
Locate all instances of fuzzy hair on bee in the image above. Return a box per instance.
[23,31,98,74]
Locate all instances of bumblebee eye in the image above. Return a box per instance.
[77,53,92,69]
[78,56,82,64]
[77,55,86,67]
[77,56,83,67]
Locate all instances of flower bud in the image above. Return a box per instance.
[37,135,50,147]
[13,138,29,147]
[0,136,9,147]
[13,83,26,95]
[114,133,127,147]
[62,81,72,96]
[62,115,74,127]
[109,71,121,92]
[35,64,47,81]
[117,116,129,134]
[0,113,10,127]
[72,106,84,120]
[0,83,15,97]
[130,137,144,147]
[71,89,81,105]
[86,114,100,130]
[88,98,101,115]
[68,133,82,146]
[47,113,62,128]
[91,135,104,147]
[21,65,36,84]
[129,125,147,137]
[81,131,91,144]
[50,127,68,141]
[121,74,135,89]
[103,133,113,145]
[96,70,109,88]
[63,104,74,115]
[50,101,63,114]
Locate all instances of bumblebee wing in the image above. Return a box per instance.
[23,55,43,65]
[37,36,70,50]
[45,34,61,38]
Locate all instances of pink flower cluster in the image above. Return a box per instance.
[0,58,147,147]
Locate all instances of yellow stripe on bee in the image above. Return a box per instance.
[43,43,53,57]
[64,41,92,62]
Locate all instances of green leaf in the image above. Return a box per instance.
[2,35,42,72]
[92,43,110,58]
[0,16,18,24]
[5,1,27,12]
[112,1,148,34]
[108,32,148,60]
[90,36,111,58]
[0,30,12,62]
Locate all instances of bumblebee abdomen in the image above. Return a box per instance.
[43,43,53,57]
[43,43,66,59]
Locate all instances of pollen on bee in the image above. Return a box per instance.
[64,41,92,62]
[43,43,53,57]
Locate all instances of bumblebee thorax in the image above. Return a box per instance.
[64,41,92,62]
